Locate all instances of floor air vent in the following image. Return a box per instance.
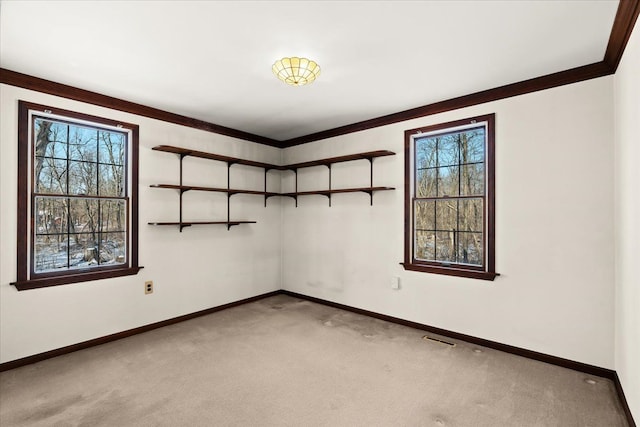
[422,335,456,347]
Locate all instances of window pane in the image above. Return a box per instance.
[415,137,437,169]
[21,103,137,284]
[460,163,484,196]
[458,232,483,266]
[460,128,485,164]
[70,199,99,236]
[34,119,68,159]
[437,134,459,167]
[435,231,456,263]
[100,199,126,232]
[99,131,125,166]
[416,168,436,197]
[34,234,68,272]
[68,125,98,162]
[415,230,435,261]
[406,115,494,277]
[68,161,98,196]
[35,196,68,235]
[98,164,124,197]
[99,232,127,265]
[35,158,67,194]
[436,199,458,231]
[414,200,435,231]
[414,198,484,265]
[437,166,459,197]
[69,233,99,268]
[459,198,483,233]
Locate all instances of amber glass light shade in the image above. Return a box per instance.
[272,57,321,86]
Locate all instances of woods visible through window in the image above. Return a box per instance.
[15,102,141,290]
[34,117,127,272]
[403,114,497,280]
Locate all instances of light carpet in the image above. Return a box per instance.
[0,294,628,426]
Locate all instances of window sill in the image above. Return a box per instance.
[11,266,144,291]
[400,263,499,281]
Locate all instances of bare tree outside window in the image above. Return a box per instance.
[32,117,128,273]
[14,101,140,290]
[414,127,485,266]
[403,114,496,280]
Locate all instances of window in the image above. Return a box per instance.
[14,101,141,290]
[403,114,497,280]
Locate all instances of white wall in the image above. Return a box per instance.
[0,85,283,363]
[0,75,620,374]
[282,76,616,368]
[614,19,640,421]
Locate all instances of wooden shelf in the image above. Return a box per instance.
[149,145,396,229]
[281,186,395,206]
[150,184,280,197]
[283,150,396,170]
[150,184,393,199]
[152,145,280,170]
[152,145,395,171]
[148,221,256,231]
[282,186,395,197]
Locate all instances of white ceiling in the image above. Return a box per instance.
[0,0,619,141]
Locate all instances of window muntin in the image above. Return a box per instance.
[414,125,486,266]
[32,117,128,273]
[404,114,496,280]
[15,101,141,290]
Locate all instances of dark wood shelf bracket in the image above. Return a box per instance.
[294,169,298,207]
[226,193,233,230]
[281,168,300,207]
[179,153,187,230]
[151,147,259,231]
[362,188,374,206]
[227,162,232,229]
[265,192,284,205]
[367,156,374,205]
[328,164,332,207]
[148,221,256,231]
[262,166,283,207]
[149,145,396,229]
[264,169,268,207]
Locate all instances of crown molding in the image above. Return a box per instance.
[1,0,637,148]
[604,0,640,72]
[0,68,283,148]
[281,0,638,146]
[282,61,612,147]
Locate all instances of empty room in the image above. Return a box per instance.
[0,1,638,426]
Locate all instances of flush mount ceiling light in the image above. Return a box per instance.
[272,57,321,87]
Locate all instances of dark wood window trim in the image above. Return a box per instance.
[402,114,497,281]
[13,101,142,291]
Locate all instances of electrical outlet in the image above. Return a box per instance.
[145,281,153,294]
[391,276,400,290]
